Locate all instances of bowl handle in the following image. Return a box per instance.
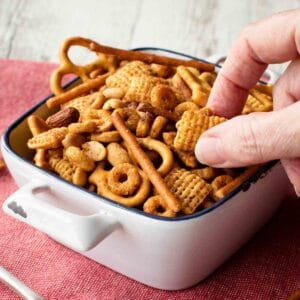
[2,180,120,252]
[206,53,280,84]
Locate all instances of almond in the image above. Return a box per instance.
[46,107,79,128]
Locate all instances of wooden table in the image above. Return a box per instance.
[1,0,300,73]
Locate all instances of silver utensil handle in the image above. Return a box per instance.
[0,267,43,300]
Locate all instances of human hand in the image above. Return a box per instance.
[195,9,300,195]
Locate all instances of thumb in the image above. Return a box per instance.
[195,103,300,167]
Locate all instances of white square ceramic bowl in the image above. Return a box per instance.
[1,48,290,290]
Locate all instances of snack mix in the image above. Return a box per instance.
[26,37,272,218]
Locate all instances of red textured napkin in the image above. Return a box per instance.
[0,58,299,300]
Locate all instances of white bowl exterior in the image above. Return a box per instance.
[2,140,289,290]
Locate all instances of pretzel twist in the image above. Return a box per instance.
[51,36,117,95]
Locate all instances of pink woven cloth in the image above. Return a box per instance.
[0,59,299,300]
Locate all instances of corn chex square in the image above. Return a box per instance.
[174,110,226,151]
[165,168,211,214]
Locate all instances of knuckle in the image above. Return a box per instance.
[238,114,264,162]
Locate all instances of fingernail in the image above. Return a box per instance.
[195,137,226,166]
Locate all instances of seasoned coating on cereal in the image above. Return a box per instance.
[33,149,50,169]
[26,37,275,218]
[242,88,273,114]
[72,167,88,187]
[174,150,198,168]
[198,71,217,92]
[162,131,177,146]
[68,121,97,134]
[65,146,95,172]
[137,102,180,122]
[107,163,141,196]
[95,110,114,132]
[112,111,181,212]
[150,116,168,139]
[174,110,226,151]
[89,164,151,207]
[124,75,167,103]
[191,167,219,181]
[150,63,174,78]
[150,85,179,110]
[48,148,88,186]
[27,115,51,168]
[171,73,192,100]
[27,127,68,150]
[162,131,198,168]
[48,153,76,183]
[62,133,86,148]
[106,61,152,91]
[177,66,208,107]
[210,175,233,201]
[115,107,140,132]
[174,101,200,116]
[165,168,211,215]
[136,111,154,137]
[27,115,50,136]
[61,92,104,115]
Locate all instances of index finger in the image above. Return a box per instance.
[207,9,300,118]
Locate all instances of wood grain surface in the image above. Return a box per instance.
[0,0,300,73]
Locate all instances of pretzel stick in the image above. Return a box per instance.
[112,111,181,212]
[88,40,214,71]
[213,165,263,200]
[46,73,110,108]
